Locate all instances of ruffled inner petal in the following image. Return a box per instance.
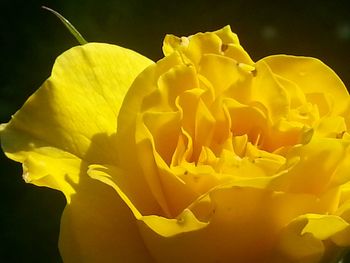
[262,55,349,116]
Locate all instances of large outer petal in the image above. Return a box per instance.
[1,43,153,166]
[0,43,154,261]
[60,175,153,263]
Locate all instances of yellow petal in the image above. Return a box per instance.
[162,34,187,57]
[274,74,307,108]
[136,114,198,217]
[336,197,350,222]
[163,31,221,65]
[1,43,154,261]
[224,97,268,140]
[330,144,350,188]
[176,88,216,161]
[138,185,333,263]
[271,138,348,195]
[116,52,183,172]
[88,163,162,217]
[276,214,350,262]
[60,175,153,263]
[184,32,223,65]
[252,60,290,123]
[314,116,347,139]
[87,165,207,261]
[139,209,208,238]
[162,26,253,66]
[276,217,324,263]
[301,214,349,241]
[262,55,349,115]
[212,25,240,44]
[1,43,153,193]
[213,25,254,65]
[157,63,199,111]
[141,111,182,165]
[198,54,247,95]
[0,126,82,200]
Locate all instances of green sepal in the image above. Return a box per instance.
[42,6,88,45]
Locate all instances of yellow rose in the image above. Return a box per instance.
[2,26,350,263]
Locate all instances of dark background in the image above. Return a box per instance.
[1,0,350,262]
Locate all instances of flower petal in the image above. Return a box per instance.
[162,26,253,67]
[136,113,199,217]
[276,216,324,262]
[1,43,154,261]
[59,175,153,263]
[270,138,349,195]
[137,185,336,263]
[262,55,349,115]
[0,126,82,200]
[276,214,350,262]
[1,43,153,193]
[116,52,183,171]
[252,60,290,123]
[198,54,249,96]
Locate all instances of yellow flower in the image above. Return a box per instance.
[2,26,350,263]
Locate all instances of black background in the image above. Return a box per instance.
[1,0,350,262]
